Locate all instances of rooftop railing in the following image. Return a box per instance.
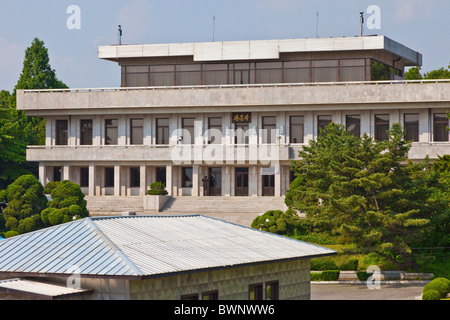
[22,79,450,94]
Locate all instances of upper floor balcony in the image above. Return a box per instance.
[17,80,450,116]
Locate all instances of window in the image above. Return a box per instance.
[203,64,228,85]
[346,115,361,138]
[290,116,304,143]
[266,281,279,300]
[176,64,201,86]
[56,120,68,145]
[130,167,140,188]
[80,120,93,145]
[53,166,62,182]
[105,167,114,188]
[208,117,222,144]
[375,114,390,141]
[312,60,338,82]
[202,291,219,300]
[433,113,449,142]
[182,118,195,144]
[80,167,89,188]
[256,62,283,84]
[404,114,419,142]
[249,283,263,300]
[182,167,193,188]
[318,115,332,136]
[262,116,276,144]
[156,118,169,145]
[105,119,118,145]
[130,118,144,145]
[156,167,167,186]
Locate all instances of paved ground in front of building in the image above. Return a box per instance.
[311,283,425,300]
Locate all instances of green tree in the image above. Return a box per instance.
[289,123,447,270]
[0,39,68,188]
[1,175,47,234]
[41,180,89,227]
[424,63,450,79]
[404,67,423,80]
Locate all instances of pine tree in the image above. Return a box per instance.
[289,123,447,270]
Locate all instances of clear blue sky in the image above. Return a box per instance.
[0,0,449,90]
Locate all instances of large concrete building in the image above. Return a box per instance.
[16,36,450,215]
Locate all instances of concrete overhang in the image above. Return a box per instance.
[98,36,422,66]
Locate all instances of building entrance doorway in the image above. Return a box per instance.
[235,167,249,196]
[262,174,275,196]
[208,167,222,196]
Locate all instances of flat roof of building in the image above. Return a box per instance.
[0,215,336,279]
[98,36,422,66]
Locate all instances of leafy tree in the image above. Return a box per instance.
[1,175,47,234]
[289,123,448,270]
[41,180,89,226]
[404,63,450,80]
[251,209,304,235]
[404,67,423,80]
[0,39,68,188]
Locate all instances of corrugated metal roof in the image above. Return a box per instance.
[0,278,92,299]
[0,215,336,278]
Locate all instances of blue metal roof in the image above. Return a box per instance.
[0,215,336,279]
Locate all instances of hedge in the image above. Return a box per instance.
[422,290,442,300]
[422,278,449,299]
[311,270,340,281]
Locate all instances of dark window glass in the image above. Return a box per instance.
[182,167,193,188]
[56,120,68,146]
[156,118,169,145]
[80,167,89,188]
[105,167,114,188]
[375,114,390,141]
[202,291,219,300]
[262,116,276,144]
[80,120,93,145]
[182,118,195,144]
[156,167,167,186]
[318,115,332,136]
[266,281,279,300]
[346,115,361,138]
[433,113,449,142]
[130,118,144,145]
[53,166,62,182]
[208,117,222,144]
[290,116,304,143]
[404,114,419,142]
[130,167,140,188]
[249,284,263,300]
[105,119,118,145]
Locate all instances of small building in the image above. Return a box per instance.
[0,215,335,300]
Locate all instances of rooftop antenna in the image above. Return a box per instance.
[315,11,320,38]
[360,12,364,37]
[118,25,123,45]
[212,15,217,42]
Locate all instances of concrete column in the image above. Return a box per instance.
[140,163,147,196]
[39,163,46,186]
[166,164,173,196]
[223,166,231,197]
[249,166,258,197]
[46,117,53,146]
[114,163,121,196]
[304,112,314,143]
[192,165,199,196]
[63,163,70,181]
[118,115,127,146]
[88,163,95,196]
[144,115,152,145]
[275,162,281,197]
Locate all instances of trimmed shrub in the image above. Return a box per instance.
[321,270,340,281]
[433,277,450,290]
[4,230,19,238]
[310,273,322,281]
[422,290,442,300]
[357,271,372,281]
[311,258,338,271]
[423,279,449,299]
[146,181,168,195]
[339,259,359,271]
[43,181,60,194]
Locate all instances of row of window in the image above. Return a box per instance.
[54,113,448,147]
[122,58,402,87]
[180,281,279,300]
